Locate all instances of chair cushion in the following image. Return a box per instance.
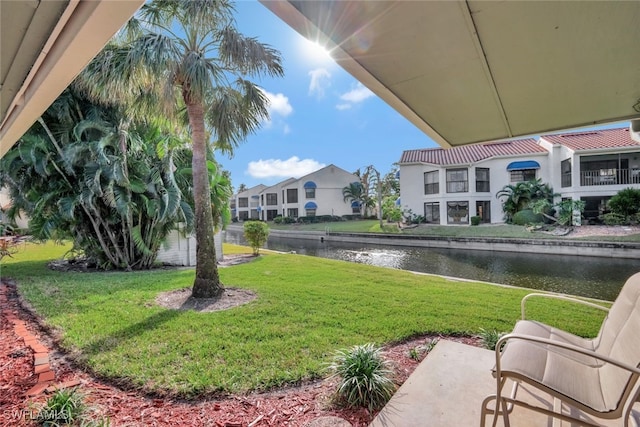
[499,320,609,412]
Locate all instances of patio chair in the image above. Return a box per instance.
[481,272,640,427]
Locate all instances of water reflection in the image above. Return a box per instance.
[224,230,640,301]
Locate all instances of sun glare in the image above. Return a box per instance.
[300,37,333,63]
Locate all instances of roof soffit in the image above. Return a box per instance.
[261,0,640,147]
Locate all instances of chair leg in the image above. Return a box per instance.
[480,395,496,427]
[493,377,511,427]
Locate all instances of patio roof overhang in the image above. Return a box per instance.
[0,0,144,158]
[260,0,640,148]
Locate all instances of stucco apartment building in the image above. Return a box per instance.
[399,127,640,225]
[232,165,359,221]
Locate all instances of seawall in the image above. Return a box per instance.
[253,227,640,259]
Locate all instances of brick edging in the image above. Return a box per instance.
[0,280,80,396]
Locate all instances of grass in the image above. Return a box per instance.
[268,220,640,242]
[1,241,607,397]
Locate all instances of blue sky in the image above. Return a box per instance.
[219,1,438,190]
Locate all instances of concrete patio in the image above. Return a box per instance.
[370,340,640,427]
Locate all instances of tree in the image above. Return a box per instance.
[243,221,269,255]
[496,179,557,223]
[76,0,283,297]
[353,168,374,216]
[237,183,248,193]
[531,199,586,226]
[364,165,383,229]
[0,88,197,269]
[342,182,367,216]
[381,164,400,199]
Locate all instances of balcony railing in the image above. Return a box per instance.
[580,169,640,186]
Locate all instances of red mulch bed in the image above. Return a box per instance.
[1,279,481,426]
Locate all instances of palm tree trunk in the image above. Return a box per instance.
[186,98,223,298]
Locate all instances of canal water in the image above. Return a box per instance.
[224,230,640,301]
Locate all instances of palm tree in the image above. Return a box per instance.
[76,0,283,297]
[342,182,367,216]
[496,179,558,223]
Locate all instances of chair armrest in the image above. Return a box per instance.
[521,293,610,320]
[495,333,640,378]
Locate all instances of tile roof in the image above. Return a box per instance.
[540,127,640,151]
[399,138,545,165]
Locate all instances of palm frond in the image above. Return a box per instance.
[218,26,284,78]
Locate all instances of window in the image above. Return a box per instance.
[424,202,440,223]
[447,201,469,224]
[305,188,316,198]
[424,171,439,194]
[561,159,572,188]
[266,209,278,221]
[510,169,536,182]
[287,208,298,218]
[239,211,249,220]
[238,197,248,208]
[266,193,277,206]
[306,209,316,217]
[475,168,490,192]
[352,204,361,214]
[475,201,491,223]
[286,189,298,203]
[446,168,468,193]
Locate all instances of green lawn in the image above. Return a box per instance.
[1,242,606,397]
[269,220,640,242]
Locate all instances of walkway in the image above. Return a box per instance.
[370,339,640,427]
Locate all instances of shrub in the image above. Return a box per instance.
[341,214,362,221]
[243,221,269,255]
[273,216,295,224]
[470,216,481,226]
[297,216,318,224]
[512,209,543,225]
[37,388,84,426]
[608,188,640,218]
[328,343,396,412]
[601,212,628,226]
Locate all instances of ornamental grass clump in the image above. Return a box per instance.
[479,328,507,351]
[328,343,396,412]
[37,388,84,426]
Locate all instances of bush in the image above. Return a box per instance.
[512,209,544,225]
[328,343,396,412]
[601,212,628,226]
[470,216,481,226]
[297,215,343,224]
[297,216,319,224]
[243,221,269,255]
[608,188,640,218]
[341,214,362,221]
[273,216,296,224]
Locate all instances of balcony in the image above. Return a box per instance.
[580,169,640,186]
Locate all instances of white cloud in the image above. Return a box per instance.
[262,89,293,117]
[335,103,352,111]
[247,156,326,179]
[308,68,331,98]
[339,82,375,103]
